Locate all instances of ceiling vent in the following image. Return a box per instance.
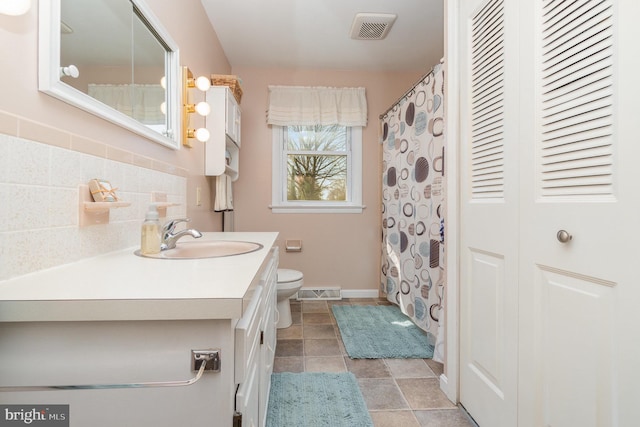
[350,13,397,40]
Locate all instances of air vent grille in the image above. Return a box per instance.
[350,13,397,40]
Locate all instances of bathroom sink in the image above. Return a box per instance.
[135,240,263,259]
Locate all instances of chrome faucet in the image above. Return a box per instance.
[160,218,203,250]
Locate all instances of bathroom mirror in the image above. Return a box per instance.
[39,0,181,149]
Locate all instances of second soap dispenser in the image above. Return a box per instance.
[140,204,161,255]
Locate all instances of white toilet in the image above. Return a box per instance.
[276,269,303,329]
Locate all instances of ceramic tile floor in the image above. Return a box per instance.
[273,298,478,427]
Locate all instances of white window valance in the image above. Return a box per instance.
[267,86,367,127]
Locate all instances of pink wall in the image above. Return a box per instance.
[1,3,428,293]
[0,0,230,232]
[231,66,423,293]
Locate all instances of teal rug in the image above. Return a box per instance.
[266,372,373,427]
[332,305,434,359]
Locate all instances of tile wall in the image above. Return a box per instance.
[0,112,187,281]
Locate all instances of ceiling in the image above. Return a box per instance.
[200,0,444,72]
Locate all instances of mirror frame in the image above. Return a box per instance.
[38,0,181,150]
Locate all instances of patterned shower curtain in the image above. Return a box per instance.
[380,63,445,363]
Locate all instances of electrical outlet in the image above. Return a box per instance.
[196,187,202,206]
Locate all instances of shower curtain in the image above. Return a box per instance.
[380,63,445,363]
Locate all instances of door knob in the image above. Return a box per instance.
[556,230,572,243]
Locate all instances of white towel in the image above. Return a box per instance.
[213,174,233,212]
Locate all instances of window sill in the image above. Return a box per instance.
[269,204,366,214]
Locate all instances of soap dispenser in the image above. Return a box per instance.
[140,204,161,255]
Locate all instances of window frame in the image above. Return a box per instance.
[271,125,364,213]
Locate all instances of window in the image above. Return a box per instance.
[271,124,363,213]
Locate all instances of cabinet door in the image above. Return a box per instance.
[236,360,260,427]
[235,286,264,383]
[226,91,241,146]
[236,247,279,427]
[259,267,278,426]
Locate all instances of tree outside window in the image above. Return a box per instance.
[285,125,349,201]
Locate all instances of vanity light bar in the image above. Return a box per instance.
[182,66,212,147]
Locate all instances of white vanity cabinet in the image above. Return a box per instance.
[205,86,241,180]
[0,232,279,427]
[235,247,278,427]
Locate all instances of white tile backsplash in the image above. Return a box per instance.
[0,184,8,233]
[0,134,187,281]
[48,187,78,227]
[0,135,10,183]
[8,184,50,230]
[51,147,85,188]
[7,136,50,186]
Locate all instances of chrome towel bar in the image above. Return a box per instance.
[0,349,219,392]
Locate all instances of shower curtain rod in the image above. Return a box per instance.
[379,57,445,120]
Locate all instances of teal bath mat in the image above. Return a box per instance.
[332,305,434,359]
[266,372,373,427]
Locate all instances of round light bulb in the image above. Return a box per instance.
[194,128,210,142]
[1,0,31,16]
[194,101,211,116]
[160,76,166,89]
[195,76,211,92]
[160,102,166,115]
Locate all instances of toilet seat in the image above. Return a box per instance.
[277,269,303,284]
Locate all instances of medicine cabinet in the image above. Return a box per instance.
[205,87,240,180]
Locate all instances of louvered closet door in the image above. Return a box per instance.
[518,0,640,425]
[459,0,640,425]
[458,0,519,425]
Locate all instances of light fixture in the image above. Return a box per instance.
[0,0,31,16]
[186,101,211,117]
[195,76,211,92]
[182,67,211,147]
[187,128,210,142]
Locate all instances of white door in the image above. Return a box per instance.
[458,0,640,425]
[458,0,520,425]
[518,1,640,426]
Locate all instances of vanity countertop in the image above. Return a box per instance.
[0,232,278,322]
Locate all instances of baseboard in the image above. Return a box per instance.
[440,373,458,404]
[440,373,449,396]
